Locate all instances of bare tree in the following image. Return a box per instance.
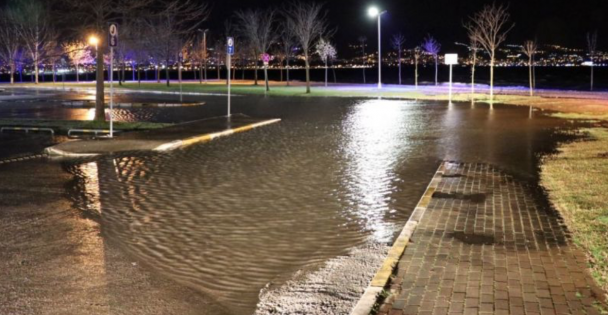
[0,6,21,85]
[315,38,337,87]
[358,36,367,84]
[285,1,331,94]
[522,40,537,96]
[466,3,514,101]
[391,33,406,85]
[12,0,54,85]
[235,9,277,91]
[63,41,94,82]
[276,25,296,85]
[587,31,597,91]
[422,35,441,86]
[462,25,482,95]
[414,46,421,89]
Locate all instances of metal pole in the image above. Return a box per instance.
[449,64,453,102]
[110,47,114,138]
[377,15,382,89]
[227,53,231,117]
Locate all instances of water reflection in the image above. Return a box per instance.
[343,100,411,242]
[63,99,576,314]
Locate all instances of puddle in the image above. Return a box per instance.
[451,232,496,245]
[432,191,487,203]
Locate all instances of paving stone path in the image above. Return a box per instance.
[378,162,606,315]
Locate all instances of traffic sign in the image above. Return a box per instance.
[227,37,234,55]
[109,23,118,47]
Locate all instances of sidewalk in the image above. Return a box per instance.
[378,162,605,315]
[44,114,280,156]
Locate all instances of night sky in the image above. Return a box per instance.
[206,0,608,55]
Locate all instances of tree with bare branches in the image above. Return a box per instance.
[277,25,296,85]
[522,40,538,96]
[391,33,406,85]
[12,0,55,85]
[235,9,277,91]
[285,1,331,94]
[587,31,597,91]
[63,41,94,83]
[0,6,21,85]
[315,38,337,87]
[462,26,482,95]
[422,35,441,86]
[358,36,367,84]
[465,3,514,101]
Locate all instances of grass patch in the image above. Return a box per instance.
[0,119,172,133]
[549,112,608,122]
[542,128,608,296]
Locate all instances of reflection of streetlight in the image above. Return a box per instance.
[368,6,387,89]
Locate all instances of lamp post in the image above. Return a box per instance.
[368,6,386,89]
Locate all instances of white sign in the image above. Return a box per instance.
[227,37,234,55]
[109,23,118,47]
[445,53,458,65]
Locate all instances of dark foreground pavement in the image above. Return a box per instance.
[378,163,606,315]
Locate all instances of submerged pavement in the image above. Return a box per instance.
[377,162,606,315]
[45,114,280,156]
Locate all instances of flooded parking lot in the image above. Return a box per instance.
[0,89,577,314]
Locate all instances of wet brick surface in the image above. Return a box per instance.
[378,163,605,315]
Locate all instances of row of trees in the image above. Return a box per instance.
[0,0,338,120]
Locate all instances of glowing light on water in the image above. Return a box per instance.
[343,99,410,242]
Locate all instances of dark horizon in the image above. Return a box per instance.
[205,0,608,56]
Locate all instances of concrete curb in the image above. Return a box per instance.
[61,101,205,108]
[349,162,446,315]
[153,118,281,151]
[44,146,100,158]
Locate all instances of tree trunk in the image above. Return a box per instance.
[264,64,269,91]
[166,65,170,87]
[434,55,438,86]
[9,62,14,85]
[324,60,328,87]
[591,65,594,91]
[286,59,290,86]
[138,65,141,86]
[254,62,258,85]
[415,58,418,89]
[156,67,160,83]
[528,57,533,96]
[490,53,495,105]
[34,51,39,84]
[280,59,283,82]
[398,51,402,85]
[52,62,56,83]
[199,61,203,84]
[305,53,311,94]
[76,64,80,82]
[471,51,476,95]
[94,49,105,122]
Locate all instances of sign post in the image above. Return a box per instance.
[444,54,458,103]
[226,37,234,117]
[109,23,118,138]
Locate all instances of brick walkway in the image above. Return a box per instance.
[378,163,605,315]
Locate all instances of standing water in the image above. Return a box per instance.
[12,96,574,314]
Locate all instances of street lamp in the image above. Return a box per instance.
[88,35,99,51]
[368,6,386,89]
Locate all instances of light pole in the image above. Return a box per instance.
[368,6,386,89]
